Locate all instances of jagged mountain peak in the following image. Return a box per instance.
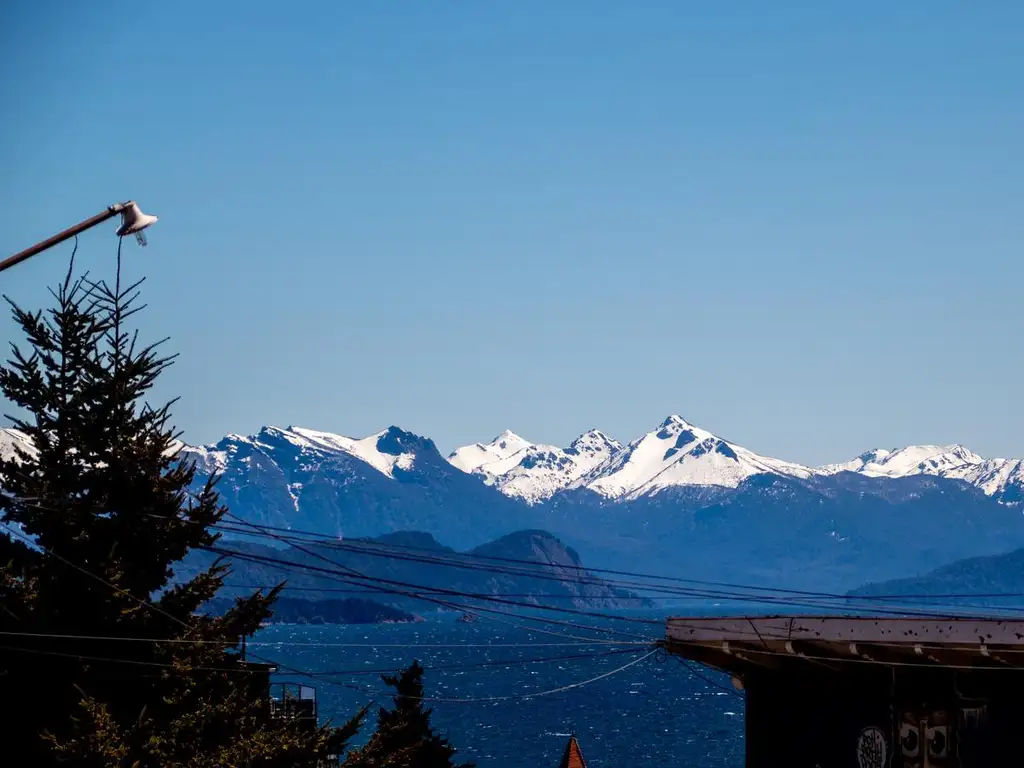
[567,428,621,455]
[821,441,1020,503]
[659,413,697,429]
[447,429,533,474]
[374,426,439,457]
[580,415,812,500]
[821,443,984,478]
[492,428,529,449]
[5,412,1024,511]
[447,426,623,505]
[859,447,893,463]
[183,424,436,480]
[448,414,821,502]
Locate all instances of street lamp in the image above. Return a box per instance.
[0,201,159,275]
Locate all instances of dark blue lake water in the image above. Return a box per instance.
[253,610,744,767]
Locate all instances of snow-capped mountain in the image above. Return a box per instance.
[577,415,813,500]
[5,414,1024,506]
[819,444,1024,504]
[447,415,815,502]
[175,424,535,549]
[946,460,1024,503]
[446,428,622,503]
[819,444,984,477]
[185,426,418,488]
[447,429,532,474]
[6,418,1024,591]
[448,417,1024,505]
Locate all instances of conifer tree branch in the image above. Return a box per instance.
[1,249,368,766]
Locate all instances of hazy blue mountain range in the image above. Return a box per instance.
[5,414,1024,594]
[175,529,649,612]
[154,418,1024,593]
[849,546,1024,607]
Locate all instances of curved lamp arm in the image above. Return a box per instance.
[0,200,158,275]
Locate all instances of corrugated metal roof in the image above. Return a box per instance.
[664,615,1024,674]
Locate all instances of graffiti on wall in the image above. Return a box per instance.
[856,726,888,768]
[845,706,989,767]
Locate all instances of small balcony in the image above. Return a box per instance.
[269,681,319,725]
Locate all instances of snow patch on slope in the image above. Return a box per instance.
[820,442,1024,502]
[288,427,416,478]
[181,425,419,481]
[581,415,813,499]
[448,430,533,473]
[947,459,1024,499]
[447,415,818,502]
[820,448,893,475]
[480,429,624,503]
[820,445,984,478]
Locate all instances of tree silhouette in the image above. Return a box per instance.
[346,661,473,768]
[0,251,363,766]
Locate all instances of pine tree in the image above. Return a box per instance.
[0,251,363,766]
[346,661,473,768]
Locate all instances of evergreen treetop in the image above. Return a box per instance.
[0,251,362,766]
[346,661,473,768]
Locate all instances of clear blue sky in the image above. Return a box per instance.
[1,2,1021,465]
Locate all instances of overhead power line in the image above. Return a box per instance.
[197,521,1024,620]
[0,630,648,648]
[9,514,1019,621]
[204,541,661,633]
[327,648,660,704]
[212,510,661,639]
[0,636,642,674]
[203,517,1024,611]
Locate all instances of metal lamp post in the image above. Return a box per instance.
[0,201,159,275]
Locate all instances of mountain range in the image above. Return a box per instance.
[849,547,1024,608]
[447,415,1024,505]
[4,415,1024,592]
[174,529,647,612]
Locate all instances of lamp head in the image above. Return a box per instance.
[115,201,158,246]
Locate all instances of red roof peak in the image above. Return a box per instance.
[558,735,587,768]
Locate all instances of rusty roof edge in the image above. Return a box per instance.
[667,618,1024,626]
[665,615,1024,646]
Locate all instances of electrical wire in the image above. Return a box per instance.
[0,638,641,675]
[0,630,649,648]
[9,510,1022,622]
[204,541,661,636]
[212,510,661,639]
[200,517,1024,616]
[10,499,1023,637]
[3,524,191,631]
[324,648,660,704]
[197,525,1024,620]
[14,500,1023,615]
[673,657,744,699]
[0,643,264,674]
[206,517,961,602]
[0,524,379,698]
[217,582,1024,604]
[204,542,654,644]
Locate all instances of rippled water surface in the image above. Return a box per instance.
[255,613,744,767]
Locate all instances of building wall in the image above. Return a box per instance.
[743,667,1016,768]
